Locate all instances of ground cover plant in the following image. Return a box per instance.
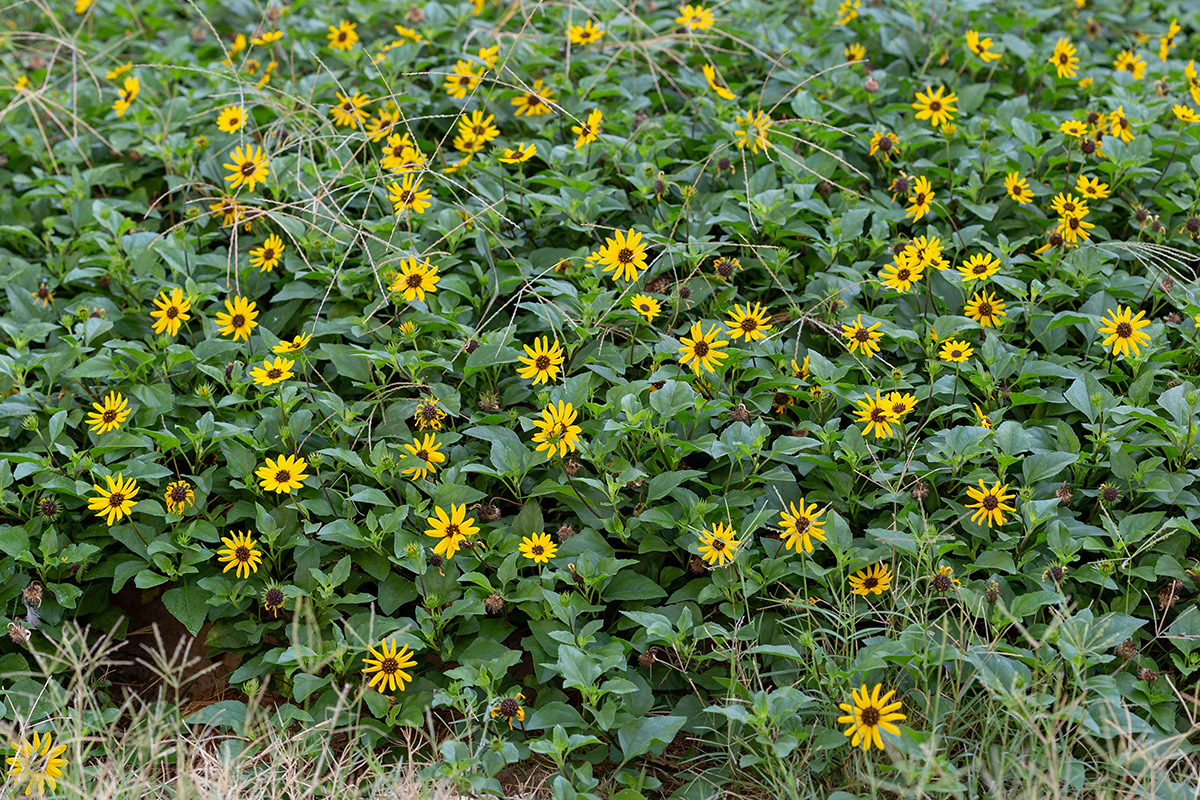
[2,0,1200,797]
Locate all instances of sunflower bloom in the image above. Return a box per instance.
[678,322,729,375]
[778,499,826,554]
[401,432,446,481]
[964,291,1007,327]
[88,473,139,526]
[912,85,958,127]
[701,64,736,100]
[734,109,772,154]
[880,251,924,293]
[837,684,906,751]
[328,20,359,51]
[905,176,935,221]
[6,731,69,796]
[256,454,309,494]
[697,522,741,566]
[425,504,480,559]
[841,315,884,358]
[216,530,262,579]
[596,229,649,282]
[854,392,901,439]
[86,391,131,434]
[215,295,259,341]
[413,397,448,431]
[676,3,715,30]
[965,480,1015,527]
[1097,305,1151,357]
[223,145,270,192]
[164,480,195,515]
[389,258,440,302]
[957,252,1001,283]
[249,356,295,387]
[849,563,893,596]
[330,91,371,128]
[216,104,247,132]
[511,79,555,117]
[1049,38,1079,78]
[572,108,603,147]
[519,532,558,563]
[631,294,661,322]
[517,337,566,385]
[249,233,285,272]
[725,302,772,341]
[362,638,417,692]
[387,174,433,215]
[1004,172,1034,204]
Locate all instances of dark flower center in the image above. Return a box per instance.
[692,341,709,357]
[263,248,275,260]
[422,406,438,420]
[854,329,869,342]
[897,268,910,281]
[166,306,179,318]
[416,449,429,461]
[241,162,257,176]
[337,32,347,41]
[102,409,118,423]
[499,699,520,716]
[535,355,551,370]
[879,137,892,150]
[266,588,284,606]
[235,545,251,562]
[406,274,424,287]
[712,538,726,550]
[795,517,810,533]
[933,574,952,591]
[171,485,189,501]
[275,470,291,483]
[914,192,926,204]
[1116,322,1132,338]
[861,707,881,726]
[445,524,460,537]
[863,576,879,589]
[1068,218,1080,230]
[928,100,941,112]
[617,247,634,264]
[870,408,886,423]
[978,302,992,316]
[740,318,757,332]
[108,492,125,507]
[267,369,282,379]
[532,545,544,555]
[973,264,987,274]
[1059,54,1069,64]
[893,403,906,415]
[232,314,246,328]
[381,657,398,673]
[982,495,998,510]
[951,349,962,358]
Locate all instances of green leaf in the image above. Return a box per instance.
[617,715,686,760]
[162,584,209,635]
[1022,452,1078,484]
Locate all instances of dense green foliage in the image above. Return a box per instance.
[2,0,1200,797]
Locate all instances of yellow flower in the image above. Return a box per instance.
[734,109,772,154]
[966,30,1000,62]
[511,79,555,117]
[854,391,900,439]
[86,391,131,434]
[216,104,247,132]
[1097,305,1152,357]
[1110,105,1134,142]
[223,145,270,192]
[381,134,426,172]
[445,60,483,99]
[74,0,94,12]
[498,142,536,164]
[217,531,262,579]
[964,290,1006,328]
[362,638,417,693]
[6,731,69,796]
[701,64,736,100]
[572,108,603,148]
[833,0,860,25]
[778,500,826,554]
[274,332,312,354]
[868,131,898,161]
[884,391,916,419]
[596,228,649,282]
[250,233,285,273]
[531,401,582,460]
[1059,120,1087,137]
[1075,175,1110,199]
[519,532,558,563]
[112,75,140,117]
[401,433,446,481]
[327,20,359,52]
[87,473,139,526]
[251,30,283,46]
[725,302,772,341]
[879,251,924,293]
[249,355,295,387]
[957,252,1001,283]
[164,480,195,515]
[631,293,661,323]
[256,454,309,494]
[214,295,260,341]
[837,684,906,751]
[413,397,448,431]
[848,563,893,596]
[517,336,565,385]
[1113,49,1146,80]
[939,338,974,363]
[1056,213,1095,243]
[678,322,729,374]
[389,257,440,301]
[1173,105,1200,123]
[1159,19,1180,61]
[150,288,192,336]
[567,20,604,45]
[964,480,1015,527]
[492,693,526,729]
[330,92,371,128]
[387,174,433,215]
[394,24,423,43]
[841,315,883,358]
[845,42,866,62]
[974,403,993,430]
[1049,38,1079,78]
[697,522,741,566]
[1004,172,1034,204]
[458,111,500,146]
[676,3,715,30]
[477,45,498,68]
[106,63,132,80]
[912,85,957,127]
[905,175,935,221]
[426,504,480,559]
